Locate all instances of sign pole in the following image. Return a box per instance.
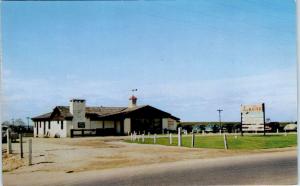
[240,112,243,136]
[263,103,266,136]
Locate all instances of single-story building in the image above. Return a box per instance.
[32,96,180,137]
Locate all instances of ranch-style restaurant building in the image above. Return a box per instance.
[32,96,180,138]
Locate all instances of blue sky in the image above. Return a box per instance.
[2,0,297,123]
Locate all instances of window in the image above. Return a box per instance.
[78,122,85,128]
[61,121,63,130]
[48,121,51,129]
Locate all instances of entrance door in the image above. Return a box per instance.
[120,120,124,135]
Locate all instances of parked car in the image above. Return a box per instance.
[205,125,221,133]
[192,126,202,133]
[284,124,297,131]
[204,125,214,133]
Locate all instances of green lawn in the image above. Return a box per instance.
[126,134,297,150]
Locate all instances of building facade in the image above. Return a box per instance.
[32,97,179,137]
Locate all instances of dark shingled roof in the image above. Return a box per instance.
[32,105,180,121]
[31,112,52,120]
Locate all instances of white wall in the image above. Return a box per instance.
[34,120,68,138]
[91,120,103,129]
[47,120,68,137]
[124,118,131,134]
[33,121,38,137]
[66,120,72,137]
[104,121,114,128]
[167,118,178,130]
[37,121,45,137]
[162,118,168,130]
[71,118,90,129]
[34,121,46,137]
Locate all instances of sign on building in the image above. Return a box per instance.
[241,103,265,132]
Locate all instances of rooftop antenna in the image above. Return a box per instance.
[131,89,138,95]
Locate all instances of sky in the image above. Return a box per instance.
[1,0,297,123]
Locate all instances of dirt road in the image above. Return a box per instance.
[3,137,296,186]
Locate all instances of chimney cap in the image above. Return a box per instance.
[70,99,86,103]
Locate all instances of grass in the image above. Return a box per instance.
[126,134,297,150]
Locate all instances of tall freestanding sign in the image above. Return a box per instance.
[241,103,266,135]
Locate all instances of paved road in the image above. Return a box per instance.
[71,151,297,186]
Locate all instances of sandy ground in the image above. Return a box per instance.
[2,136,296,186]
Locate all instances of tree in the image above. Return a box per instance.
[14,118,26,126]
[2,120,11,126]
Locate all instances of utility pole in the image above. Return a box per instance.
[26,117,30,131]
[217,109,223,132]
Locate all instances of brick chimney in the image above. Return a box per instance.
[129,95,137,108]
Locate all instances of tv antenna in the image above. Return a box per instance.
[131,89,138,94]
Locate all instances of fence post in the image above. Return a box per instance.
[178,127,182,147]
[191,132,195,148]
[142,134,145,143]
[202,130,205,135]
[219,129,222,135]
[285,129,287,136]
[7,129,12,155]
[277,128,279,134]
[28,139,32,166]
[148,132,150,137]
[223,134,228,150]
[153,134,157,144]
[19,133,23,158]
[169,133,172,144]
